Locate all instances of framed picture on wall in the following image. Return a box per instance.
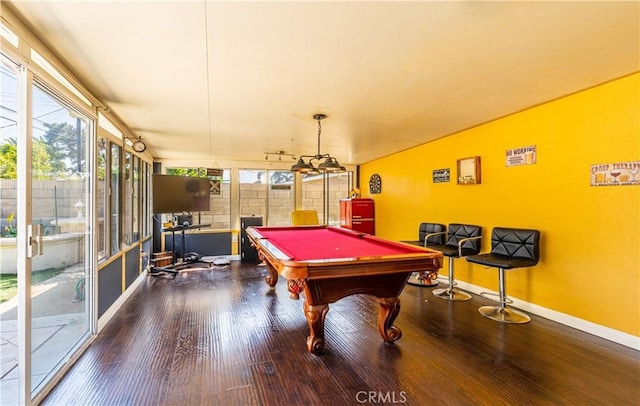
[457,156,481,184]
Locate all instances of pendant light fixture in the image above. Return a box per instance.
[291,114,345,173]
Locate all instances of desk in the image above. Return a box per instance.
[150,223,212,276]
[246,225,443,354]
[162,223,211,264]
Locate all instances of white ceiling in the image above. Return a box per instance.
[5,1,639,166]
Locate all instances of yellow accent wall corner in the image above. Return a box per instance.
[361,73,640,336]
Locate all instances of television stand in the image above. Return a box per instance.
[150,223,212,277]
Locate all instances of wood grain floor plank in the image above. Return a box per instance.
[42,262,640,406]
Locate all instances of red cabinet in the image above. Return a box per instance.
[340,198,375,235]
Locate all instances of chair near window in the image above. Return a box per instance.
[291,210,320,226]
[466,227,541,323]
[430,223,482,301]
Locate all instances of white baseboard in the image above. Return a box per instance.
[452,279,640,351]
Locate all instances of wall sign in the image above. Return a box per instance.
[207,168,224,177]
[432,168,450,183]
[209,179,221,195]
[591,161,640,186]
[207,168,224,195]
[506,145,537,167]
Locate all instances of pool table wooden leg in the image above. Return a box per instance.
[304,301,329,355]
[263,262,279,289]
[376,297,402,343]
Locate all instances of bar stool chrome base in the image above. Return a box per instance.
[433,286,471,301]
[477,265,532,324]
[478,305,531,324]
[432,253,472,301]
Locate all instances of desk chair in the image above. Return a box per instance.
[404,222,446,286]
[430,223,482,301]
[291,210,320,226]
[466,227,541,323]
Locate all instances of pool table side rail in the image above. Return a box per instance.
[292,255,442,280]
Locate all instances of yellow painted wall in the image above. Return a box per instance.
[360,73,640,336]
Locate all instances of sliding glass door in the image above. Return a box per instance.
[0,55,94,404]
[0,53,21,406]
[29,83,92,394]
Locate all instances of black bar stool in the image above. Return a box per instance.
[403,222,446,286]
[430,223,482,301]
[466,227,541,323]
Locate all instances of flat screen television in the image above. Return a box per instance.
[152,174,211,214]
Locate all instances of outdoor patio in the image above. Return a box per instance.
[0,264,87,405]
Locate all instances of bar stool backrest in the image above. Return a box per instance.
[445,223,482,253]
[419,222,446,246]
[491,227,540,264]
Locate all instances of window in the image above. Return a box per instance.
[110,144,121,254]
[123,151,132,246]
[238,169,295,226]
[301,172,352,225]
[95,136,152,256]
[207,169,230,229]
[0,22,20,48]
[97,138,107,261]
[239,169,267,221]
[267,170,294,226]
[165,167,231,229]
[30,79,93,396]
[0,59,18,182]
[97,111,122,139]
[30,49,91,106]
[142,161,151,237]
[132,155,140,242]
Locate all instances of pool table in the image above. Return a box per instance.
[246,225,443,354]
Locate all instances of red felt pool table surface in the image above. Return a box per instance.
[246,225,443,354]
[249,225,429,261]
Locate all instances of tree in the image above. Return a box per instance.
[0,138,60,180]
[97,139,107,180]
[0,140,17,179]
[40,121,86,175]
[270,171,293,184]
[167,168,204,177]
[0,119,86,179]
[32,141,56,179]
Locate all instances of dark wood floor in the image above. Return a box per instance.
[43,261,639,406]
